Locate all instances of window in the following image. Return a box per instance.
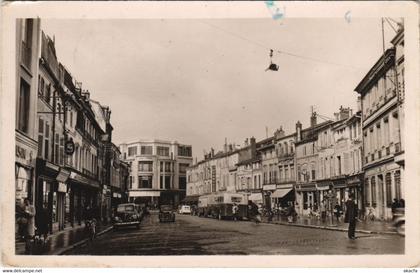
[21,19,33,68]
[59,137,64,165]
[165,175,171,189]
[157,146,169,156]
[129,176,133,189]
[179,177,186,190]
[70,111,73,127]
[141,146,153,155]
[17,79,30,133]
[394,171,401,200]
[128,146,137,156]
[138,176,152,188]
[45,83,51,104]
[385,173,392,207]
[178,146,192,157]
[279,167,283,182]
[165,162,171,172]
[54,133,59,164]
[38,118,44,157]
[364,179,370,206]
[44,122,50,161]
[285,166,289,181]
[337,156,342,175]
[371,177,376,207]
[138,161,153,172]
[311,169,316,180]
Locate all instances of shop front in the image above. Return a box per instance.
[15,137,37,239]
[67,171,101,226]
[271,184,295,208]
[295,183,317,216]
[129,190,160,208]
[35,158,59,234]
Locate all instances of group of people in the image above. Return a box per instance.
[16,198,49,254]
[391,198,405,213]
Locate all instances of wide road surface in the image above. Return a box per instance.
[65,212,404,255]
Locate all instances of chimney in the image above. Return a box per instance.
[296,121,302,142]
[275,126,285,139]
[250,137,256,159]
[339,106,351,120]
[211,148,215,157]
[310,112,317,127]
[244,138,249,147]
[334,113,339,121]
[357,96,362,112]
[224,138,228,153]
[228,144,233,152]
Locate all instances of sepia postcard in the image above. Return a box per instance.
[1,0,419,268]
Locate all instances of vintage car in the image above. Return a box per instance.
[113,203,143,230]
[159,205,176,222]
[178,205,191,214]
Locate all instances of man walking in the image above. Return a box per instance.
[232,203,239,221]
[345,193,358,240]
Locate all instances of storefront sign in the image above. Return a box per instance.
[56,169,70,183]
[58,182,67,193]
[263,184,276,191]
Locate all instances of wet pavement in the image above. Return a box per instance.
[16,223,112,255]
[261,214,398,234]
[64,212,404,255]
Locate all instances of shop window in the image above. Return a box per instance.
[164,175,171,189]
[364,179,370,207]
[394,171,401,200]
[128,146,137,156]
[385,173,392,207]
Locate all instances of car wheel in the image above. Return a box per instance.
[396,221,405,236]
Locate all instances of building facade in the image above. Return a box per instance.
[15,18,41,211]
[355,26,405,220]
[119,140,193,206]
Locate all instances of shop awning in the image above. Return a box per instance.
[271,188,293,198]
[129,191,160,197]
[182,195,199,203]
[248,193,263,203]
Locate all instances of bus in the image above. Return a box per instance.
[198,193,248,220]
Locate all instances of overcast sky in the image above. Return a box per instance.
[42,18,397,160]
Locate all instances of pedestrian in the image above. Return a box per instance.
[232,203,239,221]
[399,198,405,208]
[334,203,342,223]
[16,201,27,241]
[320,200,327,222]
[286,202,294,223]
[391,198,399,213]
[247,200,260,224]
[36,202,49,242]
[23,198,35,254]
[344,193,358,240]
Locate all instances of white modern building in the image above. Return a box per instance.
[119,140,192,206]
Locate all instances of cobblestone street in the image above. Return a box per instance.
[65,212,404,255]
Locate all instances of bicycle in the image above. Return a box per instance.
[363,207,375,222]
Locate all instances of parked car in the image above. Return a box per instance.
[178,205,191,214]
[392,207,405,236]
[159,205,176,222]
[113,203,142,230]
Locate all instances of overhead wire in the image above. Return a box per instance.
[200,20,365,72]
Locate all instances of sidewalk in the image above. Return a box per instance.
[261,215,398,235]
[15,222,113,255]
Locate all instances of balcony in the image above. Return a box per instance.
[21,41,32,69]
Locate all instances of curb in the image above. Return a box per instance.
[264,220,399,235]
[53,226,114,255]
